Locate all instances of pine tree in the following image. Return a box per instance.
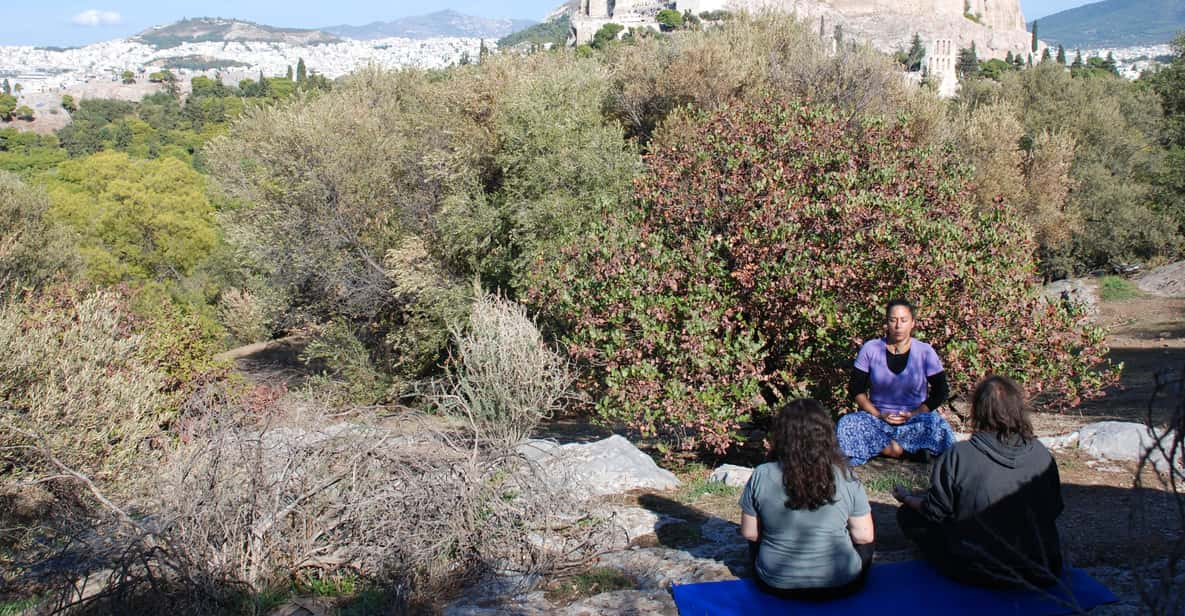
[957,42,979,79]
[296,57,307,82]
[819,16,825,39]
[1027,53,1033,67]
[479,38,489,61]
[1041,47,1052,63]
[1056,44,1066,64]
[834,24,844,47]
[1,79,9,95]
[286,65,293,80]
[1005,50,1014,64]
[906,33,925,71]
[1105,51,1118,75]
[257,69,271,96]
[1072,49,1084,69]
[1031,20,1038,53]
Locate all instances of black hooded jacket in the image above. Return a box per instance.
[918,432,1064,587]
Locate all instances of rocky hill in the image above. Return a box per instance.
[134,18,340,49]
[324,10,536,40]
[573,0,1038,61]
[730,0,1035,58]
[1035,0,1185,48]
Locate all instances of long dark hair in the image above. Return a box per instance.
[770,399,852,510]
[970,375,1034,441]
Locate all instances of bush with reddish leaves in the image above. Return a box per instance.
[529,98,1117,453]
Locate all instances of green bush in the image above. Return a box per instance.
[530,98,1116,453]
[44,150,217,285]
[0,172,78,291]
[435,53,640,294]
[657,9,684,31]
[955,62,1179,275]
[591,23,624,49]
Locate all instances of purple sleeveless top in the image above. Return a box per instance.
[853,337,943,414]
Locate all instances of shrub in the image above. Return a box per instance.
[434,53,641,295]
[530,98,1116,453]
[26,385,603,613]
[216,287,272,344]
[434,289,574,448]
[657,9,684,31]
[0,172,78,292]
[300,318,390,404]
[44,151,217,285]
[602,13,945,146]
[0,287,168,481]
[951,102,1080,262]
[954,62,1179,275]
[591,23,624,49]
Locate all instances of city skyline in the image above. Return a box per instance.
[1,1,1101,48]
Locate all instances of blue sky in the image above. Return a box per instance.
[1,0,1097,47]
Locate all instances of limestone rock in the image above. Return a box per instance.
[1042,278,1099,316]
[1136,260,1185,297]
[1038,431,1080,450]
[518,435,680,499]
[600,506,686,549]
[708,464,753,487]
[1078,421,1181,473]
[561,589,678,615]
[597,546,740,589]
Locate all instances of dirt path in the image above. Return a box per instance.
[1033,294,1185,436]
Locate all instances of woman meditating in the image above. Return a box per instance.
[893,375,1064,589]
[837,299,956,466]
[739,399,875,599]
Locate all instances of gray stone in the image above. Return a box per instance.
[601,506,685,549]
[1136,260,1185,297]
[596,546,739,590]
[518,435,680,499]
[1078,421,1181,473]
[708,464,753,487]
[1042,278,1099,316]
[1038,431,1080,450]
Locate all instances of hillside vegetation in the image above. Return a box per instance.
[498,15,571,48]
[1036,0,1185,47]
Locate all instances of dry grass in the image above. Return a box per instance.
[2,293,597,614]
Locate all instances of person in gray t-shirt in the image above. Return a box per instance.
[740,399,875,599]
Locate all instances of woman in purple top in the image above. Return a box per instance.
[837,300,956,466]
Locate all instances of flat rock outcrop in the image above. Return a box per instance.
[1136,260,1185,297]
[519,435,681,499]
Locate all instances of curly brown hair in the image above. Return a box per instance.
[770,399,852,510]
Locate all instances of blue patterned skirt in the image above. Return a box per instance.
[836,411,956,466]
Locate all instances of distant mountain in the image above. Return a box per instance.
[134,18,340,49]
[1035,0,1185,48]
[324,10,535,40]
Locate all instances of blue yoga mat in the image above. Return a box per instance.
[672,560,1117,616]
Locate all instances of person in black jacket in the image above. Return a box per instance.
[892,375,1064,589]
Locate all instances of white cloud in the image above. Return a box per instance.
[72,10,123,27]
